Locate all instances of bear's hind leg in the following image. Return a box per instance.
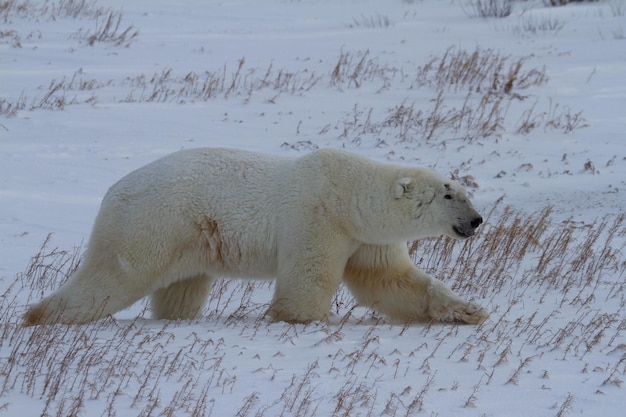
[151,274,214,320]
[24,264,150,326]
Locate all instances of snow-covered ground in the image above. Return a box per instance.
[1,1,624,416]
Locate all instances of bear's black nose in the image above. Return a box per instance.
[471,217,483,228]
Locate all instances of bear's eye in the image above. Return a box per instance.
[444,194,452,200]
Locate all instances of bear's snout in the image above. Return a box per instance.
[452,215,483,239]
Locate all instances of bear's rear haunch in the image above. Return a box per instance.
[24,147,488,326]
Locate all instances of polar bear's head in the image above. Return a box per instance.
[394,173,483,241]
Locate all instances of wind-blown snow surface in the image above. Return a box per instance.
[1,1,625,416]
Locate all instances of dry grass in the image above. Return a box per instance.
[0,69,104,114]
[513,14,565,36]
[413,46,548,96]
[463,0,514,19]
[382,90,507,142]
[2,46,588,145]
[332,91,586,146]
[329,47,585,145]
[0,206,624,416]
[122,60,322,104]
[73,9,138,47]
[1,0,105,22]
[0,60,321,116]
[1,0,137,48]
[330,49,398,90]
[348,14,392,29]
[516,99,589,134]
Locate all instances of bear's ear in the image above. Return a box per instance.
[394,177,412,199]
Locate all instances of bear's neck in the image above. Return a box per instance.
[345,167,412,245]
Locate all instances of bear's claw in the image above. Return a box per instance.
[452,302,489,324]
[428,298,489,325]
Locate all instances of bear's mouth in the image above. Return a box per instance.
[453,226,475,239]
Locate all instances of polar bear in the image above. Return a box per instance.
[24,147,488,326]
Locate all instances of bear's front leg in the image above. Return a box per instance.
[425,276,488,324]
[343,243,488,324]
[266,277,336,323]
[267,257,346,323]
[267,234,357,323]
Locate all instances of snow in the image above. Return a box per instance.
[0,0,625,416]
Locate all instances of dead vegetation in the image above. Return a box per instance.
[72,9,138,47]
[329,46,584,145]
[0,206,624,416]
[1,46,587,147]
[330,49,399,89]
[463,0,514,19]
[347,13,392,29]
[413,46,548,96]
[121,60,322,104]
[1,0,106,22]
[1,0,137,47]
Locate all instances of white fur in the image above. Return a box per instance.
[24,148,488,325]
